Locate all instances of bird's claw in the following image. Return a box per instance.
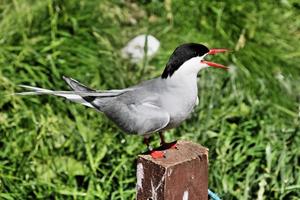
[174,145,179,150]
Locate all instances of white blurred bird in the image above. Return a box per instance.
[18,43,228,158]
[121,34,160,63]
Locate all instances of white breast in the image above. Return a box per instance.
[159,56,204,129]
[162,76,198,128]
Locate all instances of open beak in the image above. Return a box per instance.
[201,48,229,70]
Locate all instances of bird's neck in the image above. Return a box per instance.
[161,57,203,90]
[163,72,198,91]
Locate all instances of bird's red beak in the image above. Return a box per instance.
[208,48,228,55]
[201,48,229,70]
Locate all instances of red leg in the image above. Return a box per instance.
[143,137,165,159]
[159,132,178,149]
[143,137,152,151]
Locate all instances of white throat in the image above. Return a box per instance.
[168,55,207,80]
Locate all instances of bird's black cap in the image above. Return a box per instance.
[161,43,209,79]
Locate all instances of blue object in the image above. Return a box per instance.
[208,189,221,200]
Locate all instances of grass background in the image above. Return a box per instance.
[1,0,300,199]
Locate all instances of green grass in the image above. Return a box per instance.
[1,0,300,199]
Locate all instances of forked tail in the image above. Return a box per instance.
[16,76,130,108]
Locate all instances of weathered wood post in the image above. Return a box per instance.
[136,140,209,200]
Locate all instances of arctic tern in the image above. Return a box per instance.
[18,43,228,158]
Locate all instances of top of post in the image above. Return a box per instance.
[138,140,209,167]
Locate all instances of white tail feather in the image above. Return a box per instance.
[17,85,94,108]
[17,85,130,97]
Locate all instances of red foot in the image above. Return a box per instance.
[169,142,177,149]
[150,150,165,159]
[161,141,178,150]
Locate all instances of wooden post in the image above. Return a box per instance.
[136,140,209,200]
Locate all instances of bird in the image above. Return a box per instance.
[17,43,228,158]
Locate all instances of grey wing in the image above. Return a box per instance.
[101,101,170,135]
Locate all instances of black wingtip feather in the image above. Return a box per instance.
[62,76,96,102]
